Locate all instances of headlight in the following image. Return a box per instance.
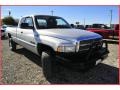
[57,45,76,52]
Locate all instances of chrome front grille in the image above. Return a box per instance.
[79,40,92,51]
[79,38,102,51]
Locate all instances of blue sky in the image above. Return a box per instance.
[1,6,119,25]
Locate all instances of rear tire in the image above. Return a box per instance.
[41,51,55,78]
[9,38,16,51]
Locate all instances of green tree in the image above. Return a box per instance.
[2,16,18,26]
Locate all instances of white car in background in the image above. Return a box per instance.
[1,25,14,39]
[1,25,7,38]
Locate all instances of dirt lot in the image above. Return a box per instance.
[1,39,119,84]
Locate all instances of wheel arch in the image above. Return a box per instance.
[37,43,55,55]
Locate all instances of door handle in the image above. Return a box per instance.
[21,31,23,33]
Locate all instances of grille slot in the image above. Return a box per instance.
[79,38,101,51]
[79,40,92,51]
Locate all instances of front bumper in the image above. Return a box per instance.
[56,40,109,70]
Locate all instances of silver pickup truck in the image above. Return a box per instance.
[7,15,109,78]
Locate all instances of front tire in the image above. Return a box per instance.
[41,51,55,78]
[9,38,16,51]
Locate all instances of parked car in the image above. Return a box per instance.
[108,24,119,39]
[6,15,109,78]
[1,25,7,38]
[86,24,119,39]
[85,25,92,29]
[76,25,85,29]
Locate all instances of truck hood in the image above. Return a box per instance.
[37,29,102,41]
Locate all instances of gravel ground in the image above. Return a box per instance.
[1,39,119,84]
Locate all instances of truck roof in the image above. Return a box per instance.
[22,15,61,18]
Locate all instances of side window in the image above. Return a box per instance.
[20,17,33,29]
[25,17,33,27]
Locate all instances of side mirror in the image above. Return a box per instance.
[21,23,34,29]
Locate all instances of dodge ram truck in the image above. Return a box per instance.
[6,15,109,78]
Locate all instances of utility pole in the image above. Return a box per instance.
[83,18,85,28]
[110,10,114,38]
[51,10,54,16]
[110,10,112,28]
[8,9,11,16]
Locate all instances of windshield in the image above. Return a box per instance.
[35,16,71,29]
